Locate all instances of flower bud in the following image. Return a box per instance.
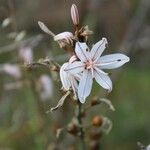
[71,4,79,26]
[3,64,21,79]
[19,47,33,63]
[92,115,103,127]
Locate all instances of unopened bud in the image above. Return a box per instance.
[92,116,103,127]
[71,4,79,26]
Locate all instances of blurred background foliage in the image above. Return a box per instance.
[0,0,150,150]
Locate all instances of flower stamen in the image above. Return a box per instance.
[85,60,94,70]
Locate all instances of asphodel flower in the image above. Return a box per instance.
[38,75,53,100]
[60,55,81,99]
[64,38,130,103]
[19,46,33,63]
[54,32,74,48]
[3,64,21,79]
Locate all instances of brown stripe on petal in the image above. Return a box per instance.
[64,65,84,72]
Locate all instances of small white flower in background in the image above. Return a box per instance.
[71,4,79,26]
[146,145,150,150]
[1,18,12,28]
[60,55,81,99]
[19,47,33,63]
[138,142,150,150]
[64,38,130,103]
[39,75,53,100]
[3,64,21,79]
[38,21,55,37]
[54,32,74,48]
[15,31,26,41]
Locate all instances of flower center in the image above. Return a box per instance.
[85,60,94,70]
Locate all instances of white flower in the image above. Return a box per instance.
[146,145,150,150]
[39,75,53,100]
[65,38,130,103]
[3,64,21,79]
[60,55,81,99]
[54,32,73,42]
[19,47,33,63]
[54,32,74,48]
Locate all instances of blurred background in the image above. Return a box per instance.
[0,0,150,150]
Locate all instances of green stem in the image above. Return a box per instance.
[76,101,86,150]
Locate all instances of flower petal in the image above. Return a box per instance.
[94,69,112,92]
[78,70,93,103]
[74,72,83,81]
[98,53,130,69]
[91,38,108,61]
[70,76,78,98]
[38,21,55,37]
[94,67,108,75]
[69,55,78,63]
[65,61,85,74]
[54,32,73,41]
[60,63,71,90]
[75,42,90,62]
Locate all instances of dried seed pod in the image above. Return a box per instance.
[75,26,93,42]
[51,65,59,72]
[71,4,79,26]
[80,26,93,37]
[91,96,100,106]
[89,141,100,150]
[92,116,103,127]
[80,109,86,118]
[89,129,102,140]
[67,123,78,136]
